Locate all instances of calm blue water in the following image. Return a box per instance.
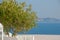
[19,22,60,35]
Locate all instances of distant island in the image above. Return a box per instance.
[38,18,60,23]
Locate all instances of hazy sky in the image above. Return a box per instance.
[17,0,60,19]
[0,0,60,19]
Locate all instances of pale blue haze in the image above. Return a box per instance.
[17,0,60,19]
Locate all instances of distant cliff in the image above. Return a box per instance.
[38,18,60,23]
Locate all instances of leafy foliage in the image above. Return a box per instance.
[0,0,37,36]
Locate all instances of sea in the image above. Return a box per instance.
[18,22,60,35]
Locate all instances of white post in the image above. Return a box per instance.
[33,35,34,40]
[0,23,3,40]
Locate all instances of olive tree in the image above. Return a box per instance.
[0,0,37,37]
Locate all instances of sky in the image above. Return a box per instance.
[0,0,60,19]
[17,0,60,19]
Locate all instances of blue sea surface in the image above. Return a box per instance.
[19,22,60,35]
